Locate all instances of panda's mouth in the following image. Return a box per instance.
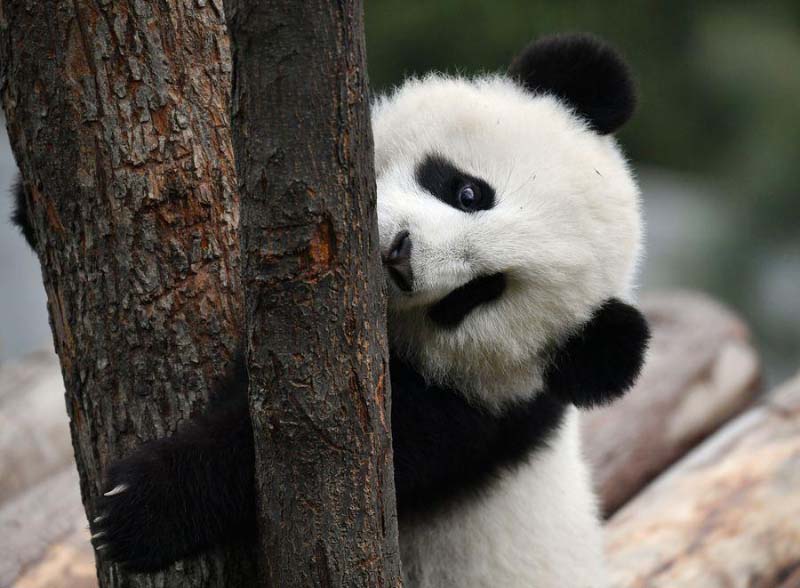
[428,273,506,329]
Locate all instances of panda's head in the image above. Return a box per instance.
[373,34,642,409]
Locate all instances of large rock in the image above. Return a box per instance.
[582,291,761,515]
[606,372,800,588]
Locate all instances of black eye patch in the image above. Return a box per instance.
[415,154,496,213]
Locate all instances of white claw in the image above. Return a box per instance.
[104,484,128,497]
[93,515,107,524]
[92,531,106,540]
[96,544,109,551]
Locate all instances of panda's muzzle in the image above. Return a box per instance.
[384,230,414,292]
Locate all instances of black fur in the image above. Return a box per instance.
[415,153,496,212]
[91,347,565,571]
[508,34,636,135]
[11,176,36,250]
[391,353,566,515]
[91,297,647,571]
[428,272,506,329]
[544,298,650,408]
[92,355,256,571]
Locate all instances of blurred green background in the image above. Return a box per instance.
[366,0,800,384]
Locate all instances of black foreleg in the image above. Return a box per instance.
[91,358,256,572]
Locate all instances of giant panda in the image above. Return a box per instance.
[12,34,649,588]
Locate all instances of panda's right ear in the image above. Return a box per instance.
[508,33,636,135]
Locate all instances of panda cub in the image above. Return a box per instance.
[13,34,649,587]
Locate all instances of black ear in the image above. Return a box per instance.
[508,33,636,135]
[544,298,650,409]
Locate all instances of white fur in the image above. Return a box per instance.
[372,74,642,587]
[373,74,642,409]
[400,410,606,588]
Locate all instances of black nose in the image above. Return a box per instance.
[385,230,413,292]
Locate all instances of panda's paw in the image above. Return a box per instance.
[545,298,650,409]
[90,454,193,572]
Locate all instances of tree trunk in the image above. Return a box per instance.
[1,2,257,586]
[225,1,402,585]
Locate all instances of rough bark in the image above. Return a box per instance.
[582,291,761,516]
[225,1,402,585]
[1,2,257,586]
[606,372,800,588]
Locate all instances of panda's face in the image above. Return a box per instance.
[372,44,642,408]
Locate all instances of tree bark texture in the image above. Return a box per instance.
[225,1,402,585]
[1,2,257,586]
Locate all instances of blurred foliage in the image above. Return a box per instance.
[366,1,800,381]
[366,1,799,184]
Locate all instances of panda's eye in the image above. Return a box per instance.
[457,183,481,211]
[415,154,496,212]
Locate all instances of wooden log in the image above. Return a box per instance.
[12,539,95,588]
[0,292,771,586]
[606,372,800,588]
[0,468,94,588]
[0,352,69,505]
[582,291,761,515]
